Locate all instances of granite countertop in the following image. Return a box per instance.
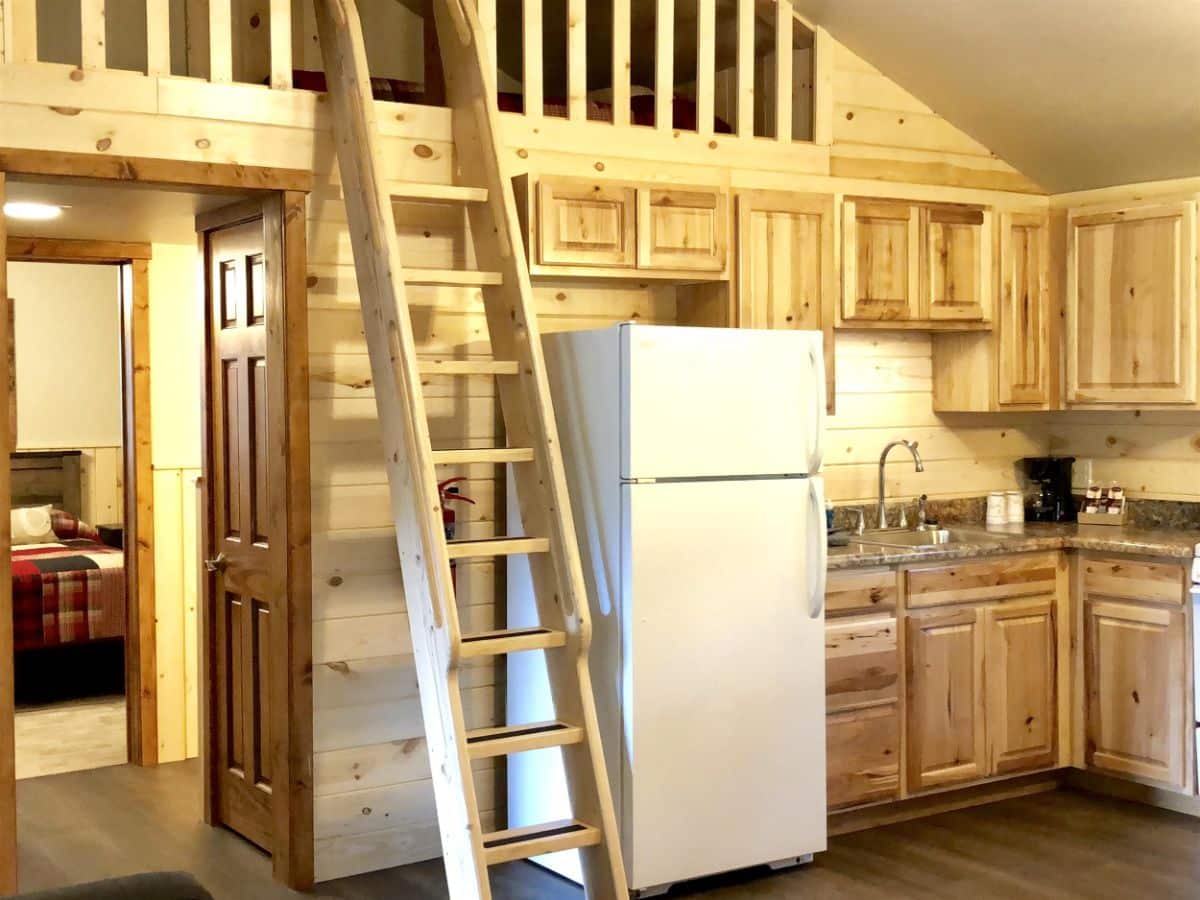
[828,522,1199,570]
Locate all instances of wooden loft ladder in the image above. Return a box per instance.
[311,2,628,898]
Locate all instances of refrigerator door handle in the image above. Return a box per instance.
[808,338,825,473]
[807,476,827,619]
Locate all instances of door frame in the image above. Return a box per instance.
[0,154,314,893]
[197,193,313,890]
[4,236,159,771]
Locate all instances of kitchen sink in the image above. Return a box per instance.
[853,527,957,548]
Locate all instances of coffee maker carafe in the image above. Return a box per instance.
[1023,456,1075,522]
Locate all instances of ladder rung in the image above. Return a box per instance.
[446,537,549,560]
[482,819,602,867]
[390,183,488,204]
[432,448,535,465]
[458,626,567,659]
[418,359,520,377]
[465,720,584,759]
[407,269,502,287]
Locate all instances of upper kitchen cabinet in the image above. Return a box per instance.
[842,199,919,323]
[735,191,837,412]
[932,212,1053,412]
[842,199,991,329]
[514,175,730,281]
[1065,199,1198,406]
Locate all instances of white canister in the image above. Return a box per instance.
[1005,490,1024,524]
[986,491,1006,525]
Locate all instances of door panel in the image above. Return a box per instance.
[985,598,1056,775]
[842,199,920,322]
[998,213,1051,406]
[205,213,281,853]
[905,606,986,792]
[922,206,989,322]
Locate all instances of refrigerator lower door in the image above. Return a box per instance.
[622,476,827,890]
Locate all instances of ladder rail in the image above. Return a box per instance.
[311,2,488,898]
[430,1,629,897]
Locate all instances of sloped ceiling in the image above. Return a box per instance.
[792,0,1200,192]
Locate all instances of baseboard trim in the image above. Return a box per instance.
[828,772,1063,836]
[1066,770,1200,818]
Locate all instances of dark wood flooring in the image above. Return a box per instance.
[13,761,1200,898]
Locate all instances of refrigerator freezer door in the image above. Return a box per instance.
[620,324,825,480]
[622,477,827,890]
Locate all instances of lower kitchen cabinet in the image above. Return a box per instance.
[1081,556,1190,790]
[905,606,987,791]
[985,598,1057,775]
[904,553,1062,793]
[825,570,900,809]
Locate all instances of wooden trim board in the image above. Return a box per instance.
[0,173,16,896]
[0,148,313,193]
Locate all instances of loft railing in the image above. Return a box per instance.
[0,1,819,146]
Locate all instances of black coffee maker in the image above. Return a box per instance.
[1023,457,1076,522]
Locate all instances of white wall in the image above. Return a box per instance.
[9,261,123,450]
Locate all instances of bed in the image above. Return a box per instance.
[10,452,126,655]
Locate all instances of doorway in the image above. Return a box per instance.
[0,168,313,891]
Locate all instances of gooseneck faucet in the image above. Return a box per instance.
[878,440,925,528]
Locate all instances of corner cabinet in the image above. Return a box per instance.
[931,212,1053,411]
[1065,199,1198,406]
[515,174,730,281]
[1080,556,1192,791]
[735,190,837,412]
[842,198,990,328]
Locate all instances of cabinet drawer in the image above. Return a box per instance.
[1081,557,1186,606]
[637,187,728,272]
[826,615,898,712]
[826,567,898,616]
[827,704,900,809]
[906,553,1058,608]
[537,177,636,267]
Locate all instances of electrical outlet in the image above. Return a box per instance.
[1074,458,1093,488]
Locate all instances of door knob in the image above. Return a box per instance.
[204,552,229,574]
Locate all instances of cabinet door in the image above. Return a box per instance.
[537,176,636,267]
[1066,201,1197,405]
[637,187,728,272]
[842,199,920,322]
[736,191,836,411]
[1085,599,1188,789]
[985,598,1056,775]
[906,606,986,791]
[826,614,899,808]
[997,212,1050,406]
[921,206,990,322]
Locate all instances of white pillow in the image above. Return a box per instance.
[12,505,56,545]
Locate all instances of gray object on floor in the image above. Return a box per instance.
[14,872,213,900]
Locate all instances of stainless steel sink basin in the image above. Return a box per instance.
[853,527,955,548]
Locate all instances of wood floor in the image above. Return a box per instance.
[15,761,1200,898]
[14,695,127,779]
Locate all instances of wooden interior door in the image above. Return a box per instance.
[905,606,987,792]
[206,211,278,851]
[199,196,312,890]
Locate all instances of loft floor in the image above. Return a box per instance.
[14,761,1200,898]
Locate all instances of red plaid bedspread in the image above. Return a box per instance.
[12,539,125,652]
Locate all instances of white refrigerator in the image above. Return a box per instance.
[507,323,828,896]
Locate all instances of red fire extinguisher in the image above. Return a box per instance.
[438,477,475,590]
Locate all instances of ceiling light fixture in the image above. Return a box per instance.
[3,202,64,221]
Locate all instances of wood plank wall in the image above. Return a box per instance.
[828,332,1046,503]
[306,189,677,878]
